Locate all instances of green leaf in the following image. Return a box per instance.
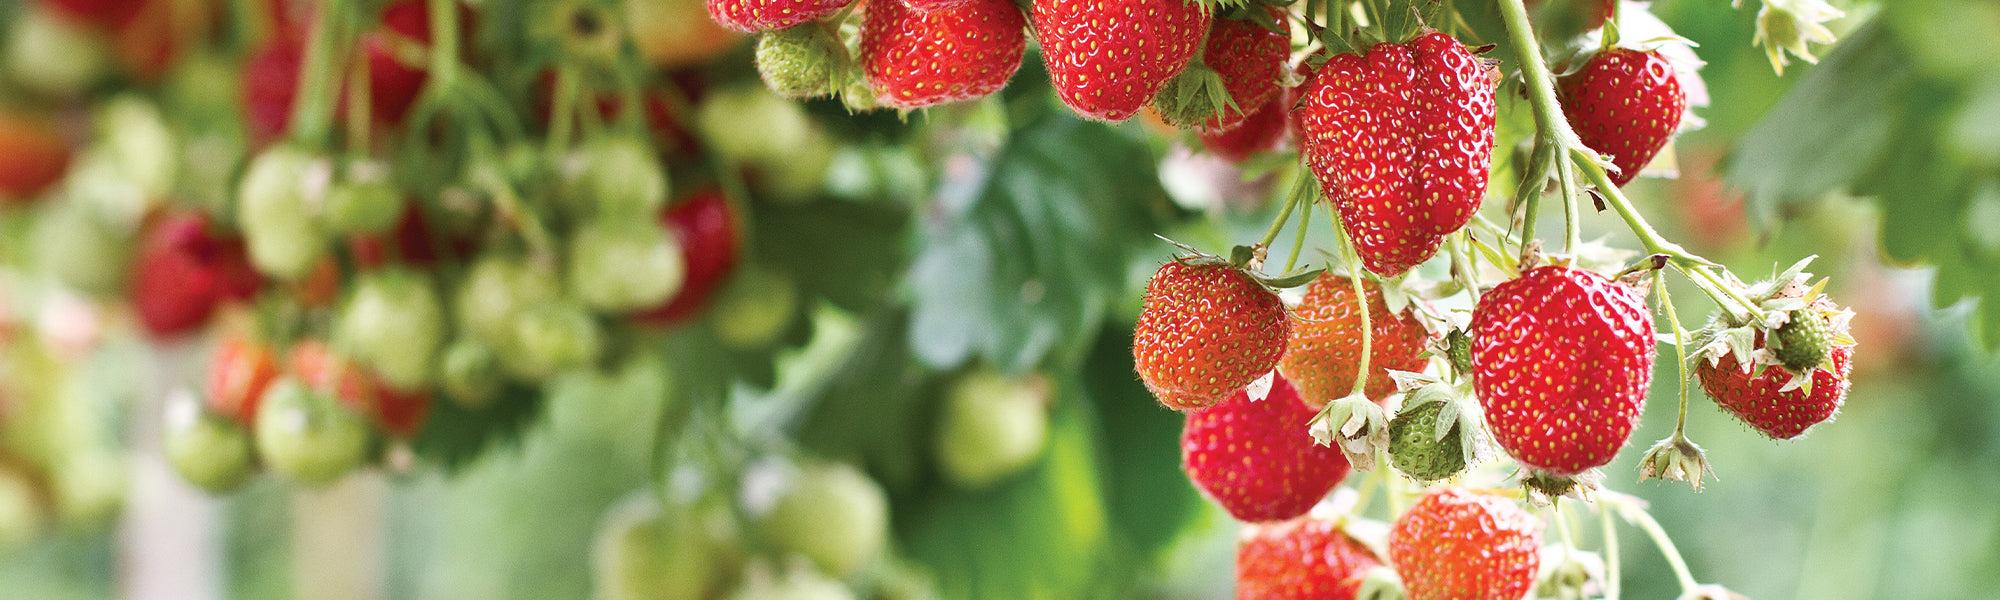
[1083,326,1203,565]
[411,383,546,473]
[1726,21,1906,222]
[904,113,1167,373]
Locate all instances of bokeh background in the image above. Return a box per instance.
[2,0,1998,598]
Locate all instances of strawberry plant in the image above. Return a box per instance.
[1,0,1984,597]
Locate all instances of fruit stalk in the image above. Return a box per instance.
[1337,224,1373,400]
[292,0,355,149]
[1608,494,1701,594]
[1601,505,1623,600]
[1496,0,1586,253]
[1285,186,1312,273]
[1256,179,1306,255]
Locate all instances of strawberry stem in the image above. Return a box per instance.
[1656,276,1692,436]
[1601,504,1623,600]
[1284,185,1312,273]
[1256,174,1309,255]
[1610,494,1702,594]
[546,61,583,158]
[291,0,354,150]
[1333,210,1373,400]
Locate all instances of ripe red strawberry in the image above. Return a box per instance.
[860,0,1025,109]
[1033,0,1210,122]
[243,38,304,147]
[1472,265,1654,478]
[1278,274,1432,409]
[1134,259,1290,411]
[130,212,261,338]
[903,0,974,10]
[1199,92,1288,163]
[208,335,281,426]
[1696,298,1854,440]
[1182,374,1351,522]
[1558,48,1686,187]
[290,339,432,438]
[0,110,72,203]
[1186,10,1290,132]
[708,0,852,33]
[37,0,143,28]
[1296,33,1497,277]
[1389,487,1541,600]
[634,189,740,325]
[1237,513,1382,599]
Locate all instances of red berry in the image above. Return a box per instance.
[1237,514,1382,600]
[635,189,740,326]
[860,0,1025,109]
[1181,375,1350,523]
[1033,0,1210,122]
[1278,274,1432,409]
[1198,92,1289,163]
[1558,48,1686,187]
[289,339,432,438]
[0,110,72,203]
[707,0,852,32]
[348,205,470,269]
[1193,10,1289,133]
[1696,299,1854,440]
[362,0,447,125]
[1133,260,1290,411]
[243,39,304,146]
[1472,265,1654,477]
[901,0,974,10]
[207,335,281,426]
[130,212,238,338]
[1389,488,1542,600]
[36,0,143,28]
[1296,33,1496,277]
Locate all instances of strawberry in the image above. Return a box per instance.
[1134,259,1290,411]
[130,212,261,338]
[207,335,281,426]
[903,0,975,9]
[1198,91,1289,163]
[362,1,442,125]
[707,0,852,33]
[1296,33,1497,277]
[37,0,144,28]
[1032,0,1210,122]
[634,189,740,326]
[0,110,72,203]
[860,0,1025,109]
[1389,487,1541,600]
[1152,9,1289,132]
[756,24,849,99]
[1696,296,1854,440]
[1237,514,1382,600]
[290,339,433,438]
[1278,274,1431,409]
[1472,265,1654,480]
[242,38,304,147]
[1558,48,1686,187]
[1181,375,1351,523]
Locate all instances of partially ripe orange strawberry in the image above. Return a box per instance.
[1279,274,1432,409]
[1033,0,1210,121]
[1389,488,1541,600]
[1237,513,1382,599]
[1181,375,1350,523]
[1472,265,1653,478]
[1134,259,1289,411]
[860,0,1025,109]
[1296,33,1496,277]
[1558,48,1687,187]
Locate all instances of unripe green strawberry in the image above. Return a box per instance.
[935,368,1050,490]
[336,267,444,390]
[1389,488,1541,600]
[439,339,502,410]
[505,301,604,381]
[709,264,798,349]
[592,492,726,600]
[320,161,403,235]
[5,7,110,98]
[164,391,256,493]
[34,198,131,295]
[1771,308,1832,373]
[754,461,889,579]
[1388,400,1464,483]
[237,146,331,280]
[1297,33,1497,277]
[568,219,687,313]
[563,136,670,218]
[1134,259,1290,411]
[757,24,848,100]
[254,377,371,486]
[1182,374,1350,523]
[1237,514,1383,599]
[455,254,562,346]
[729,559,857,600]
[1472,265,1653,479]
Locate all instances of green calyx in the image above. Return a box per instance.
[1148,60,1239,130]
[1388,399,1465,483]
[755,24,850,100]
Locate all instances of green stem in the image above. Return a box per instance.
[1602,504,1623,600]
[1580,156,1765,321]
[344,51,371,152]
[546,62,582,158]
[1621,498,1702,594]
[1257,176,1309,252]
[1657,276,1692,435]
[1285,189,1312,273]
[427,0,458,86]
[290,0,352,149]
[1334,211,1373,399]
[472,157,556,261]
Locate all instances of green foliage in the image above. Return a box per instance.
[1728,7,2000,349]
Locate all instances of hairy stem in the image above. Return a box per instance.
[1335,210,1373,399]
[1258,175,1309,253]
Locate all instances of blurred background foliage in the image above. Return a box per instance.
[3,0,2000,598]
